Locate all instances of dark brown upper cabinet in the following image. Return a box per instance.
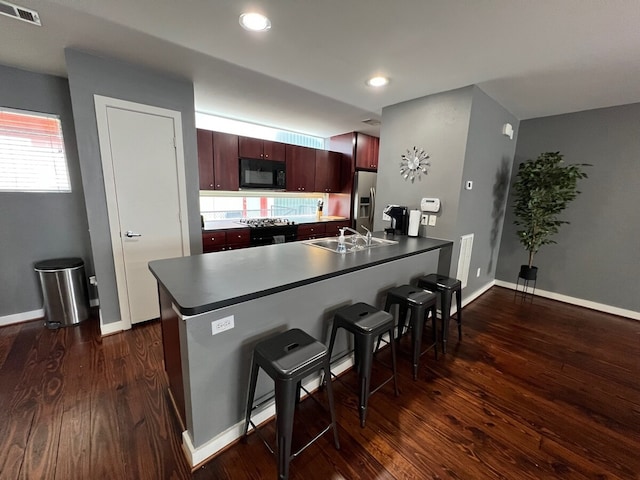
[197,129,214,190]
[355,133,379,170]
[314,150,342,193]
[285,145,316,192]
[239,136,286,162]
[330,132,380,173]
[212,132,239,190]
[197,129,239,191]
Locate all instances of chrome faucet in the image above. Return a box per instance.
[361,226,373,246]
[342,227,368,247]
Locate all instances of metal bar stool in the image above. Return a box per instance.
[328,302,399,428]
[243,328,340,480]
[384,285,438,380]
[417,273,462,354]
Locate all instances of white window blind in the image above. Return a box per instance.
[0,107,71,192]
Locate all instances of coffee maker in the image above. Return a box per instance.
[383,205,409,235]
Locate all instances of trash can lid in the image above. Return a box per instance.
[34,257,84,271]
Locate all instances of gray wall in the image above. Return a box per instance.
[0,64,93,317]
[496,103,640,312]
[377,86,519,295]
[457,86,519,293]
[377,86,473,261]
[65,49,200,326]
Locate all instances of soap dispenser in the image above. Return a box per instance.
[336,228,347,253]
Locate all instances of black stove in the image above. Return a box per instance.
[238,218,295,228]
[238,218,298,246]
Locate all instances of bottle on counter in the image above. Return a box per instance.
[316,200,323,220]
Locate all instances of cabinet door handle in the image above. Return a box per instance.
[125,231,142,238]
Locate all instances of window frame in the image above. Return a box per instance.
[0,106,72,193]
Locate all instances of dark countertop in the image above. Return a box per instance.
[149,233,452,316]
[202,216,348,232]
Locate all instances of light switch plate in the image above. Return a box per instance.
[428,215,437,226]
[212,315,234,335]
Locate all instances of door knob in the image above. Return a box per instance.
[125,230,142,238]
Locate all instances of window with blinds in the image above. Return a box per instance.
[0,107,71,192]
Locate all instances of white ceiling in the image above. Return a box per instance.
[2,0,640,138]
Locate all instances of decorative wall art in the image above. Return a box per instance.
[400,146,430,182]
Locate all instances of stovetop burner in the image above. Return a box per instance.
[238,218,295,228]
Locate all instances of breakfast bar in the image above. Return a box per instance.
[149,233,453,466]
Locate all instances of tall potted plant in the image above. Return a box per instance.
[513,151,589,280]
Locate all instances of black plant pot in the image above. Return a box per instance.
[518,265,538,281]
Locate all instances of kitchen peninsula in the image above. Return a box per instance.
[149,233,453,466]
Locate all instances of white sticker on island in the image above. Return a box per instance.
[211,315,234,335]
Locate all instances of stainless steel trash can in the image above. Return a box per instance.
[34,258,90,329]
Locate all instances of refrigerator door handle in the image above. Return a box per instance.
[369,187,375,226]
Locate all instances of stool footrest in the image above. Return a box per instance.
[291,424,334,460]
[369,374,396,397]
[248,420,276,455]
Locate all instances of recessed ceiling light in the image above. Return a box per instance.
[366,76,389,87]
[239,12,271,32]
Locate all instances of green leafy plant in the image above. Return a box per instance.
[513,152,589,268]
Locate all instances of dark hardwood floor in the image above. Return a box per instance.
[1,286,638,479]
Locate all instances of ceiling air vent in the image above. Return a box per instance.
[0,0,41,26]
[361,118,381,126]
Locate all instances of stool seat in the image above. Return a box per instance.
[244,328,339,480]
[255,329,327,378]
[385,286,438,380]
[418,273,462,291]
[335,302,395,332]
[329,302,398,427]
[417,274,462,354]
[387,285,436,306]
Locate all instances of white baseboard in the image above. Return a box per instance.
[0,297,100,328]
[461,281,495,309]
[181,354,355,468]
[494,280,640,321]
[99,318,127,336]
[0,308,44,327]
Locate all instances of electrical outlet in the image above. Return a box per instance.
[211,315,234,336]
[421,214,429,226]
[476,268,481,277]
[428,215,436,226]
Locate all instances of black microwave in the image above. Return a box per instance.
[239,158,286,190]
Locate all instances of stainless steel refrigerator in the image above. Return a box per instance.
[353,171,377,232]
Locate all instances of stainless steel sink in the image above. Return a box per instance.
[303,235,398,253]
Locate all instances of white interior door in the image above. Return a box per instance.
[95,96,190,327]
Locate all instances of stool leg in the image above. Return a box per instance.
[295,380,302,405]
[410,306,425,380]
[355,334,374,428]
[441,290,452,354]
[275,379,297,480]
[243,358,260,437]
[455,288,462,341]
[383,298,395,339]
[431,304,438,361]
[328,322,339,362]
[322,360,340,449]
[388,326,399,396]
[397,305,409,340]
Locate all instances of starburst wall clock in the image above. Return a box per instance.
[400,146,430,182]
